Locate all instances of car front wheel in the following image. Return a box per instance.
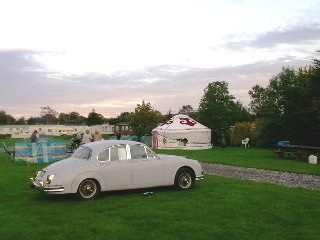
[174,167,195,190]
[77,179,100,200]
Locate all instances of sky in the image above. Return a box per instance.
[0,0,320,119]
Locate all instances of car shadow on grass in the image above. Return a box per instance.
[31,186,178,202]
[99,186,176,198]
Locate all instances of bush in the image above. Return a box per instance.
[230,122,254,146]
[0,134,11,139]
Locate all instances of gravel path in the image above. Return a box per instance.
[201,162,320,190]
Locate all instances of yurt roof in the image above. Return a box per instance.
[153,114,209,131]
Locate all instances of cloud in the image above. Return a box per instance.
[0,1,316,119]
[226,23,320,49]
[0,48,314,119]
[251,24,320,48]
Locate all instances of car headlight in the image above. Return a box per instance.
[46,175,55,184]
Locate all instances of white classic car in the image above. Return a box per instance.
[30,140,203,200]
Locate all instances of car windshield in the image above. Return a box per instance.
[71,146,92,160]
[145,146,157,158]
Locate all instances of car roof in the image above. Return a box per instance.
[82,140,146,152]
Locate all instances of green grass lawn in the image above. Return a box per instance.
[0,160,320,240]
[155,147,320,175]
[1,139,320,239]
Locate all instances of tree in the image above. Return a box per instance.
[178,105,195,115]
[70,112,86,125]
[247,62,320,146]
[198,81,250,145]
[166,109,173,120]
[248,67,306,144]
[311,50,320,70]
[27,116,41,125]
[248,85,268,118]
[40,106,58,124]
[130,100,163,137]
[0,110,15,124]
[58,111,86,125]
[108,112,133,125]
[86,109,105,126]
[229,100,252,123]
[299,61,320,145]
[58,113,69,124]
[16,117,27,125]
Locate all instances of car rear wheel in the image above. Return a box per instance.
[77,179,100,200]
[174,167,195,190]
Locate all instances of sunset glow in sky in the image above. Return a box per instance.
[1,0,319,118]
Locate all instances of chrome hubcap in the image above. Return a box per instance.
[179,173,191,188]
[80,180,96,197]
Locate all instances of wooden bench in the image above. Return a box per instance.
[275,145,320,162]
[275,151,292,159]
[295,152,318,161]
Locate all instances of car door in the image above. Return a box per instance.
[99,145,132,190]
[129,144,164,187]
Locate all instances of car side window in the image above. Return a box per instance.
[110,145,127,161]
[98,148,109,161]
[130,144,148,159]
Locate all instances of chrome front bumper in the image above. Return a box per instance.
[30,178,65,192]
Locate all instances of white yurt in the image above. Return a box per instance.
[152,114,212,149]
